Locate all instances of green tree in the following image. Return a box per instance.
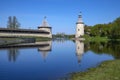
[7,16,12,28]
[89,17,120,39]
[7,16,20,29]
[90,24,103,36]
[110,17,120,39]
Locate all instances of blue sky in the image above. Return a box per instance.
[0,0,120,34]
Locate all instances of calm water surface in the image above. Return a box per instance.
[0,40,119,80]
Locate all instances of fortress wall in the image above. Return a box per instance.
[0,32,52,38]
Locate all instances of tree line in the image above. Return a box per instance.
[7,16,20,29]
[85,17,120,39]
[52,33,75,39]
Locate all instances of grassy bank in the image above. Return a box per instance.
[35,37,51,41]
[17,36,52,41]
[0,38,23,45]
[70,60,120,80]
[0,37,51,46]
[84,35,110,42]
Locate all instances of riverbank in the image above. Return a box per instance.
[18,36,51,41]
[0,37,51,45]
[83,35,109,42]
[0,38,24,45]
[83,35,120,42]
[70,60,120,80]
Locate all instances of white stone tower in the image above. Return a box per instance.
[38,16,52,38]
[75,12,84,38]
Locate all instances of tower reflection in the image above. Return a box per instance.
[38,41,52,62]
[75,40,84,63]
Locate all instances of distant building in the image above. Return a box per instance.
[75,12,84,38]
[0,17,52,38]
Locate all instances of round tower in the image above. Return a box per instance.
[38,16,52,38]
[75,12,84,38]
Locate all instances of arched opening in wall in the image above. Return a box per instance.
[78,29,80,31]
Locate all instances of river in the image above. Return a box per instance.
[0,40,119,80]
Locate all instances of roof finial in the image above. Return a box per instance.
[80,11,82,14]
[44,16,47,19]
[79,12,82,18]
[40,16,50,27]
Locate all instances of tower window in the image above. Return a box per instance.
[78,29,80,31]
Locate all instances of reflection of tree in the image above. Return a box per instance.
[85,41,120,59]
[7,48,19,62]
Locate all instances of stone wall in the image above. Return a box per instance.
[0,32,52,38]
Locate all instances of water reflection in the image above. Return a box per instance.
[1,40,120,63]
[59,41,120,80]
[7,48,19,62]
[53,38,68,43]
[75,40,84,63]
[1,41,52,62]
[0,40,120,80]
[84,41,120,59]
[37,41,52,62]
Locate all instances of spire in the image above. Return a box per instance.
[76,12,84,24]
[40,16,50,27]
[78,12,82,18]
[41,51,49,62]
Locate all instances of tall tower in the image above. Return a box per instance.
[75,12,84,38]
[38,16,52,38]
